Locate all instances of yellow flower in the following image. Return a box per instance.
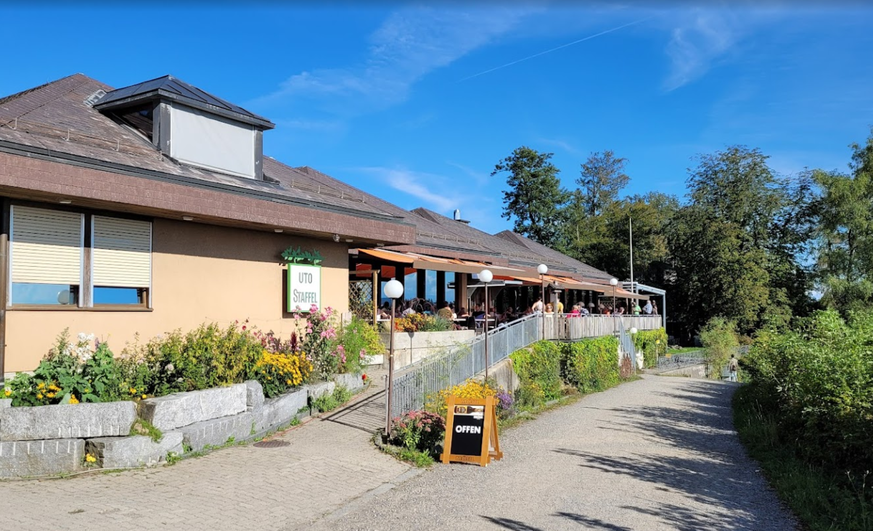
[141,394,147,399]
[286,379,291,385]
[84,389,91,394]
[46,392,55,399]
[49,384,60,391]
[129,387,137,395]
[37,382,45,389]
[85,453,97,463]
[36,393,43,400]
[69,395,79,405]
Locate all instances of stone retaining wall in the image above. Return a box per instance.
[379,330,475,369]
[0,373,366,479]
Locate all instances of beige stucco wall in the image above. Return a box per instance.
[5,218,349,372]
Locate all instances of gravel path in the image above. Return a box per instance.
[300,375,798,531]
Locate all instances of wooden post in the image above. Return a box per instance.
[372,270,378,328]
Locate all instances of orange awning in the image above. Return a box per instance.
[357,248,415,264]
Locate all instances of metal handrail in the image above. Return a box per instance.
[389,314,541,417]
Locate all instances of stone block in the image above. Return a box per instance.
[245,380,264,412]
[307,381,335,400]
[0,438,84,478]
[254,388,307,434]
[87,433,183,469]
[0,402,136,442]
[176,412,255,453]
[333,373,364,393]
[138,384,246,431]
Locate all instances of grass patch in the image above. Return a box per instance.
[129,419,162,442]
[733,383,873,531]
[666,347,703,354]
[312,385,352,413]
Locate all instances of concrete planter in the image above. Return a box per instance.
[138,384,247,432]
[0,372,367,478]
[332,373,365,393]
[379,330,475,369]
[0,401,137,442]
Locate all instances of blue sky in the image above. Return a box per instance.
[2,3,872,234]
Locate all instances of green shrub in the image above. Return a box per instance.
[336,316,384,374]
[388,410,445,458]
[561,337,620,393]
[312,385,352,413]
[744,309,873,477]
[5,330,123,406]
[634,328,667,368]
[509,341,563,404]
[700,317,739,379]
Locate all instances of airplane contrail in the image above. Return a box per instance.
[457,17,652,82]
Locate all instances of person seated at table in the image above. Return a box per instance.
[437,301,453,321]
[580,305,590,316]
[401,300,416,317]
[472,303,485,319]
[499,308,514,324]
[569,304,581,317]
[378,302,391,320]
[457,306,469,318]
[545,303,554,314]
[616,305,626,315]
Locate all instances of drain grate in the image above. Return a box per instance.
[253,440,291,448]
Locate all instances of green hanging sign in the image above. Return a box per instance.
[281,246,323,266]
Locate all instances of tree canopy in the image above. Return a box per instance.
[491,132,873,341]
[491,146,569,248]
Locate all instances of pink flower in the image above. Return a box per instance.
[310,304,319,313]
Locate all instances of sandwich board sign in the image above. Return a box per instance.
[440,395,502,467]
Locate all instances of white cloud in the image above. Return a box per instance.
[257,6,533,116]
[446,161,488,186]
[664,9,739,91]
[358,166,462,213]
[537,137,581,156]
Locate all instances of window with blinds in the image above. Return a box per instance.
[92,216,151,305]
[10,205,83,306]
[7,205,152,308]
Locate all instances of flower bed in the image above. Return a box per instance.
[0,308,382,478]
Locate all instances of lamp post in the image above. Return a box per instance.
[383,278,404,437]
[537,264,548,340]
[479,269,493,380]
[609,278,618,334]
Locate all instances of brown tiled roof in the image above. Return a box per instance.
[0,74,409,229]
[408,207,613,280]
[493,230,613,280]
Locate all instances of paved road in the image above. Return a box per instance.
[304,375,798,531]
[0,374,797,531]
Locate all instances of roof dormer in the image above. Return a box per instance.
[94,75,274,180]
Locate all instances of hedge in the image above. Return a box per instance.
[509,337,623,407]
[561,336,620,393]
[633,328,667,368]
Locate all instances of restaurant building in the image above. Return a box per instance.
[0,73,657,379]
[0,74,415,378]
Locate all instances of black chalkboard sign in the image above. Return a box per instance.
[440,396,502,466]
